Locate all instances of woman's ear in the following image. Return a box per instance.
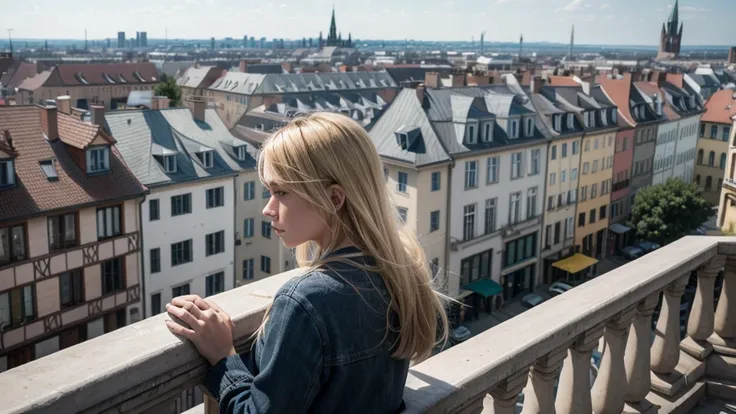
[327,184,346,212]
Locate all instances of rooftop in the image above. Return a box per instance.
[701,89,736,124]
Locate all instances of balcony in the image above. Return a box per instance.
[1,236,735,413]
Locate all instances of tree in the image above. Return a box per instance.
[631,178,711,245]
[153,75,181,107]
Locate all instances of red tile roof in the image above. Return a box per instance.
[43,62,158,87]
[548,76,580,87]
[0,106,146,222]
[635,82,680,121]
[597,78,634,126]
[701,89,736,124]
[57,112,116,150]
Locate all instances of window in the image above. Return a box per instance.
[0,285,35,330]
[197,151,214,168]
[486,157,499,184]
[262,187,271,199]
[431,171,441,191]
[0,159,15,186]
[511,152,523,179]
[163,155,176,173]
[566,217,574,238]
[545,225,552,248]
[172,284,191,298]
[592,160,599,173]
[86,146,110,173]
[561,170,566,183]
[509,192,521,225]
[243,259,255,280]
[600,205,607,219]
[553,114,562,131]
[525,118,534,137]
[465,161,478,189]
[706,176,713,191]
[569,188,577,203]
[510,119,519,138]
[171,239,193,266]
[397,207,408,224]
[101,257,124,295]
[206,272,225,296]
[171,194,192,216]
[697,150,704,165]
[502,232,537,268]
[696,175,701,185]
[465,123,477,144]
[709,151,716,167]
[551,145,557,160]
[549,172,556,186]
[206,230,225,256]
[530,149,540,175]
[244,218,254,238]
[583,162,590,175]
[483,122,493,142]
[459,248,493,287]
[430,211,440,232]
[150,248,161,273]
[578,212,585,227]
[261,256,271,274]
[484,198,497,234]
[262,221,272,238]
[48,213,76,251]
[589,209,596,224]
[711,125,718,138]
[430,258,440,277]
[580,186,588,201]
[0,224,26,266]
[383,167,388,180]
[567,113,575,130]
[554,222,561,244]
[548,195,554,211]
[244,182,255,200]
[591,183,598,199]
[571,168,578,180]
[206,187,225,209]
[236,145,248,160]
[607,136,613,147]
[572,141,579,155]
[526,188,537,219]
[584,140,590,152]
[463,204,476,241]
[561,143,568,158]
[724,127,731,141]
[721,153,727,169]
[397,172,408,192]
[151,293,162,315]
[96,205,121,240]
[59,270,84,308]
[149,199,160,221]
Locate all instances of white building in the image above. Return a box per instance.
[106,100,259,317]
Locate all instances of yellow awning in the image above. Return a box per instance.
[552,253,599,274]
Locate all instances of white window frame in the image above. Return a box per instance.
[86,146,110,173]
[486,156,499,184]
[463,204,476,241]
[465,161,478,189]
[553,114,562,131]
[0,159,14,186]
[530,149,540,175]
[525,117,534,137]
[509,192,521,225]
[465,122,478,144]
[236,146,248,160]
[600,109,607,126]
[482,121,493,143]
[526,187,537,219]
[511,152,523,179]
[509,118,519,139]
[163,155,177,173]
[567,113,574,129]
[199,151,214,169]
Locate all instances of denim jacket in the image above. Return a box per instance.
[203,247,409,413]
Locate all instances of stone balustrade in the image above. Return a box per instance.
[1,236,735,414]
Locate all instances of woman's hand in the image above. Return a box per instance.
[165,295,237,365]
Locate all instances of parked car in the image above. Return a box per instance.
[549,282,574,297]
[635,240,661,254]
[522,293,545,308]
[621,246,645,260]
[449,326,471,345]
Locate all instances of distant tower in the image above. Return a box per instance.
[480,31,485,56]
[210,37,215,50]
[84,29,88,50]
[348,33,352,48]
[319,31,324,48]
[519,33,523,58]
[326,6,341,47]
[568,24,575,59]
[659,0,683,57]
[45,40,48,52]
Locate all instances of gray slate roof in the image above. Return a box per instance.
[105,108,257,187]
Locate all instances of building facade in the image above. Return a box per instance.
[717,120,736,232]
[0,104,147,372]
[695,90,735,205]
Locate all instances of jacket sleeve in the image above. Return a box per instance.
[202,293,325,414]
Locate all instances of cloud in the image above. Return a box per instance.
[681,6,711,12]
[279,3,288,7]
[184,0,198,4]
[495,0,512,3]
[22,4,41,15]
[556,0,585,12]
[600,3,610,9]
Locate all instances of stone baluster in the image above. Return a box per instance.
[623,293,660,411]
[555,324,604,414]
[710,255,736,355]
[483,367,530,414]
[520,346,568,414]
[591,306,636,414]
[650,274,689,397]
[682,255,725,360]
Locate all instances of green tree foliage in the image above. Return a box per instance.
[153,75,181,107]
[631,178,711,245]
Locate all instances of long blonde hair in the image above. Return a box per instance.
[256,112,448,362]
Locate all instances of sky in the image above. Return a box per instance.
[0,0,734,46]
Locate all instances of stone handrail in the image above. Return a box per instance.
[1,236,734,414]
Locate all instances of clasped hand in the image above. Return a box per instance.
[165,295,237,365]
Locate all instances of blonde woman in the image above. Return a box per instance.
[165,112,448,413]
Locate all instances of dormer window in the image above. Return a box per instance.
[524,117,535,137]
[509,119,519,139]
[465,122,478,144]
[611,109,618,124]
[197,151,214,169]
[566,113,574,130]
[397,132,409,149]
[589,111,596,128]
[481,121,493,143]
[552,114,562,132]
[86,146,110,173]
[236,146,248,160]
[600,109,607,126]
[163,155,177,173]
[0,159,14,187]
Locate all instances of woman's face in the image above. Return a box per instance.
[261,162,330,249]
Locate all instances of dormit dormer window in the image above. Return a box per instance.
[524,117,535,137]
[86,146,110,174]
[465,121,478,144]
[0,158,14,187]
[394,127,423,152]
[566,113,574,130]
[600,109,607,126]
[163,155,177,173]
[481,121,494,143]
[553,114,562,132]
[197,150,214,169]
[236,146,248,161]
[508,118,520,139]
[611,109,618,124]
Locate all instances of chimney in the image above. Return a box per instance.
[56,95,71,115]
[416,85,425,106]
[622,72,632,85]
[531,75,546,94]
[90,104,105,127]
[424,72,440,89]
[238,59,248,73]
[653,94,663,116]
[473,74,491,86]
[151,95,171,110]
[187,98,206,122]
[451,73,466,88]
[40,105,59,141]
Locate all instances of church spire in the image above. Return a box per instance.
[568,24,575,59]
[667,0,679,34]
[328,5,338,44]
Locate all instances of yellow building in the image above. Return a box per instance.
[695,90,735,205]
[717,119,736,232]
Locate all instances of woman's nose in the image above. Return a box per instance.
[262,196,277,218]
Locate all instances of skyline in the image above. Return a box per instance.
[0,0,734,46]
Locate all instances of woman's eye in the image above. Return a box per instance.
[274,191,286,196]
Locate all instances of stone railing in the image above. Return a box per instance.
[1,236,735,414]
